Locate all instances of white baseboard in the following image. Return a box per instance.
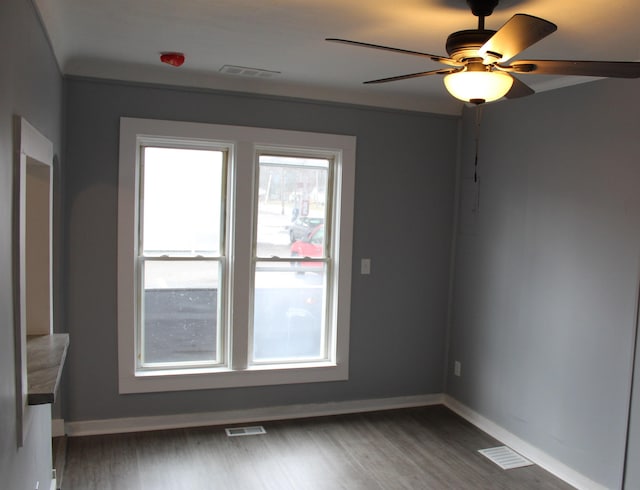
[50,469,57,490]
[443,395,606,490]
[61,393,600,490]
[64,393,444,437]
[52,418,65,437]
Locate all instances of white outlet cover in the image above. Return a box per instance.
[361,258,371,275]
[454,361,461,376]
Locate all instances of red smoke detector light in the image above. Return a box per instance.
[160,53,185,67]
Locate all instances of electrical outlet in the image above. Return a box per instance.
[454,361,462,377]
[361,258,371,275]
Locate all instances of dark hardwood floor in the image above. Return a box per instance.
[61,405,575,489]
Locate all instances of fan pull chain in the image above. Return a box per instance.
[473,105,484,217]
[474,105,483,183]
[474,151,478,183]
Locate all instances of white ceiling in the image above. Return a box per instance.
[34,0,640,115]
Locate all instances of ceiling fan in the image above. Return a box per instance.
[327,0,640,104]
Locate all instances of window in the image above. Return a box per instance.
[118,118,355,393]
[140,146,227,368]
[253,153,332,364]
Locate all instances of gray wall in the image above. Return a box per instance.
[448,78,640,489]
[62,78,458,421]
[626,320,640,489]
[0,0,63,488]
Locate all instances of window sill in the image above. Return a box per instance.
[120,361,348,394]
[27,334,70,405]
[135,360,337,377]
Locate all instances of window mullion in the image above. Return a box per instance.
[229,142,254,370]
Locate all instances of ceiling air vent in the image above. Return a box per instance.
[219,65,281,78]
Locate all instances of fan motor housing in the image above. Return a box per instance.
[466,0,500,17]
[446,29,495,61]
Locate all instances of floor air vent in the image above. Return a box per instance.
[225,426,267,437]
[478,446,533,470]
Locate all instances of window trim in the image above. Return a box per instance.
[118,118,356,394]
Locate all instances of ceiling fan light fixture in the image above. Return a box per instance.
[443,68,513,104]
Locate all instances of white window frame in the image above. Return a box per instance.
[137,142,230,371]
[118,117,355,394]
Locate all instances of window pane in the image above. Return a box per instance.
[256,155,329,259]
[252,263,327,363]
[142,260,221,365]
[142,147,224,256]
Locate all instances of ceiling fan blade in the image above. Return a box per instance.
[502,59,640,78]
[326,38,462,67]
[363,68,461,85]
[504,75,535,99]
[480,14,557,63]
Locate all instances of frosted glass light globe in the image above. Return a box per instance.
[444,70,514,104]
